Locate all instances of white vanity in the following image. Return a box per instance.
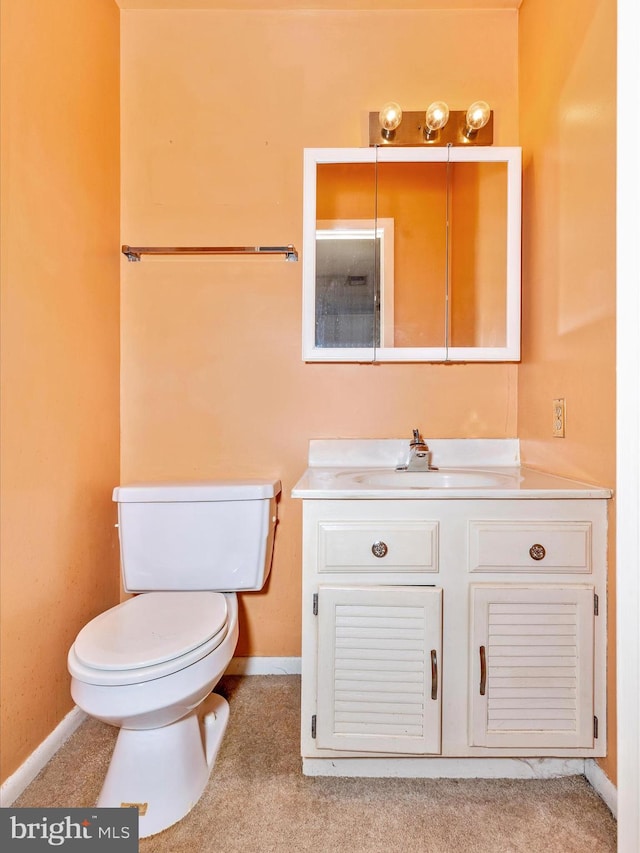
[292,439,612,777]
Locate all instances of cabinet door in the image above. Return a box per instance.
[469,585,595,749]
[316,585,442,754]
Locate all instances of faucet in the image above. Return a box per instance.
[396,429,438,472]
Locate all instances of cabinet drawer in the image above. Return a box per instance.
[468,521,592,573]
[318,521,438,573]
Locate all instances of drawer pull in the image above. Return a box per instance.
[430,649,438,700]
[371,541,388,558]
[479,645,487,696]
[529,543,546,561]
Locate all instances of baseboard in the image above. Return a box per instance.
[0,706,87,807]
[226,656,301,675]
[303,756,587,779]
[585,759,618,817]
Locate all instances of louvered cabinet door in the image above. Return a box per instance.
[316,585,442,754]
[469,584,595,749]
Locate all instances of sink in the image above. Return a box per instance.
[337,468,519,489]
[291,440,613,499]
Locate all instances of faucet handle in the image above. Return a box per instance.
[411,428,422,446]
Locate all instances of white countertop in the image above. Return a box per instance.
[291,440,613,500]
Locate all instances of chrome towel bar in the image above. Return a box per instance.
[122,244,298,262]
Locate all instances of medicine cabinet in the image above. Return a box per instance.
[302,147,521,362]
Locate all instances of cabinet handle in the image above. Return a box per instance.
[479,645,487,696]
[430,649,438,700]
[371,541,388,558]
[529,543,546,561]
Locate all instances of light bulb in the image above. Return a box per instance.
[465,100,491,137]
[424,101,450,138]
[425,101,449,131]
[379,102,403,137]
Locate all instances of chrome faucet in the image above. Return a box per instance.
[397,429,438,471]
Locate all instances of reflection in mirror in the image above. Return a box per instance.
[375,162,447,348]
[449,162,508,347]
[315,220,394,348]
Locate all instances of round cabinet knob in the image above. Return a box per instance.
[529,543,546,561]
[371,541,388,558]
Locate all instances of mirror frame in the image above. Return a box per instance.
[302,146,522,362]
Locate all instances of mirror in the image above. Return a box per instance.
[302,147,521,362]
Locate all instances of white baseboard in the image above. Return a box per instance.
[585,758,618,816]
[225,656,301,675]
[0,706,87,807]
[303,756,587,779]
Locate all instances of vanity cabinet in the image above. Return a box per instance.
[299,498,608,771]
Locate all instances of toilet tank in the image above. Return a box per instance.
[113,480,281,593]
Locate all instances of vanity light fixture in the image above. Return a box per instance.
[464,100,492,138]
[378,102,403,138]
[424,101,450,140]
[369,100,493,146]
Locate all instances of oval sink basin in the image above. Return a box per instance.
[342,468,518,489]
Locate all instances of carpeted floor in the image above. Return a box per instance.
[13,675,617,852]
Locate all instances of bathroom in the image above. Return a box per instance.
[1,0,638,849]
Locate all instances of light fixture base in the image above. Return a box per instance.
[368,110,493,146]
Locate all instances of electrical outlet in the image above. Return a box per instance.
[552,398,566,437]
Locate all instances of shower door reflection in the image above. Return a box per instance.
[315,220,394,349]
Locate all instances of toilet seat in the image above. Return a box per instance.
[68,591,229,687]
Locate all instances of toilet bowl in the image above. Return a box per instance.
[68,591,239,836]
[67,478,280,838]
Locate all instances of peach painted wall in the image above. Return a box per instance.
[120,8,519,658]
[0,0,120,783]
[518,0,617,781]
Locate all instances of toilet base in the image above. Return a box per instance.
[97,692,230,838]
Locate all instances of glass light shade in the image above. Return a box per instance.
[425,101,450,132]
[465,100,491,133]
[379,102,403,133]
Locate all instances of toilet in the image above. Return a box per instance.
[67,479,280,838]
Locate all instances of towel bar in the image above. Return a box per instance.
[122,245,298,262]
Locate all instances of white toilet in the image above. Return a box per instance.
[67,479,280,838]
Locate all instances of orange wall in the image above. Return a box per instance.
[0,0,120,783]
[120,8,519,657]
[518,0,617,781]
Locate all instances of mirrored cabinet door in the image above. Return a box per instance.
[314,161,378,352]
[302,146,521,362]
[375,160,447,350]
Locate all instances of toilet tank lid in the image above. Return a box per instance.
[113,479,281,503]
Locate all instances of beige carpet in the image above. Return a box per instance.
[14,676,616,852]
